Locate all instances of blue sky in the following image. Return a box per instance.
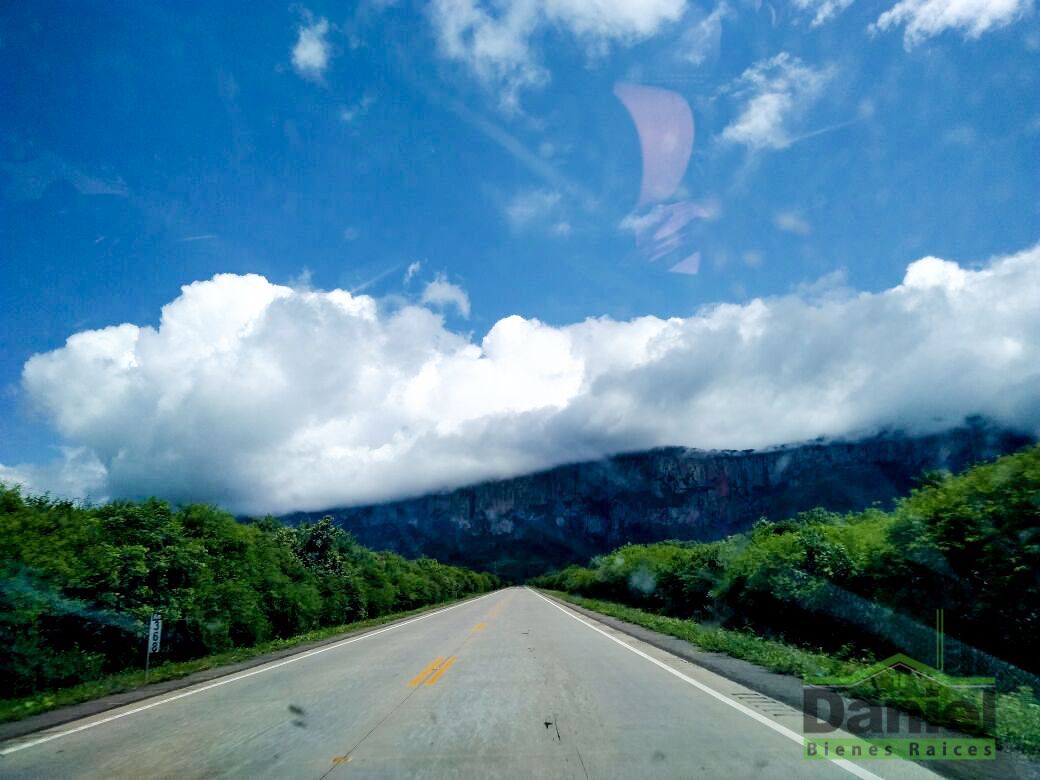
[1,1,1038,511]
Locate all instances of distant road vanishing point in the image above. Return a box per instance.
[1,588,940,779]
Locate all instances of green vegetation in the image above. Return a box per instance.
[532,443,1040,753]
[0,596,480,725]
[0,487,500,703]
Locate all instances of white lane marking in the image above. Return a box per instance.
[529,589,888,780]
[1,591,499,757]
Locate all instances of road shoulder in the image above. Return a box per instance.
[0,592,494,744]
[534,590,1040,780]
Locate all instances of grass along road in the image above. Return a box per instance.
[0,592,496,730]
[538,590,1040,759]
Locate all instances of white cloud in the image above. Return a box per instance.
[774,210,812,236]
[421,274,471,317]
[6,245,1040,514]
[0,448,107,503]
[505,188,562,229]
[872,0,1034,47]
[429,0,686,109]
[292,16,331,80]
[680,2,729,64]
[720,53,833,151]
[793,0,856,27]
[546,0,688,36]
[502,188,575,237]
[340,94,375,123]
[404,261,423,283]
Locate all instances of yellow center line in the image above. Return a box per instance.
[424,656,457,686]
[408,657,446,687]
[472,623,487,631]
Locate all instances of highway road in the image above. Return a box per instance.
[1,587,939,779]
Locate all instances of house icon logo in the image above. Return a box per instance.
[802,653,996,762]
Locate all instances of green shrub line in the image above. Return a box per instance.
[530,444,1040,684]
[0,593,491,725]
[1,488,502,700]
[542,590,1040,757]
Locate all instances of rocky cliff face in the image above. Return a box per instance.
[283,422,1032,580]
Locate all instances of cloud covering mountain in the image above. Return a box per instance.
[4,244,1039,514]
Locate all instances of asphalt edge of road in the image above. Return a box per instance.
[533,589,1040,780]
[0,590,500,744]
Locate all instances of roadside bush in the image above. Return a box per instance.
[0,489,500,698]
[532,443,1040,687]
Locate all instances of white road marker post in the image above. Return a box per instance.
[145,612,162,683]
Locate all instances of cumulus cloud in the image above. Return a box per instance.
[5,245,1040,514]
[429,0,686,109]
[421,274,471,317]
[872,0,1034,47]
[720,53,833,151]
[404,261,423,283]
[292,16,332,80]
[0,448,108,503]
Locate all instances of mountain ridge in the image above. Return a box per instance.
[281,421,1034,580]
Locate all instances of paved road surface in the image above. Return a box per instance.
[1,587,939,779]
